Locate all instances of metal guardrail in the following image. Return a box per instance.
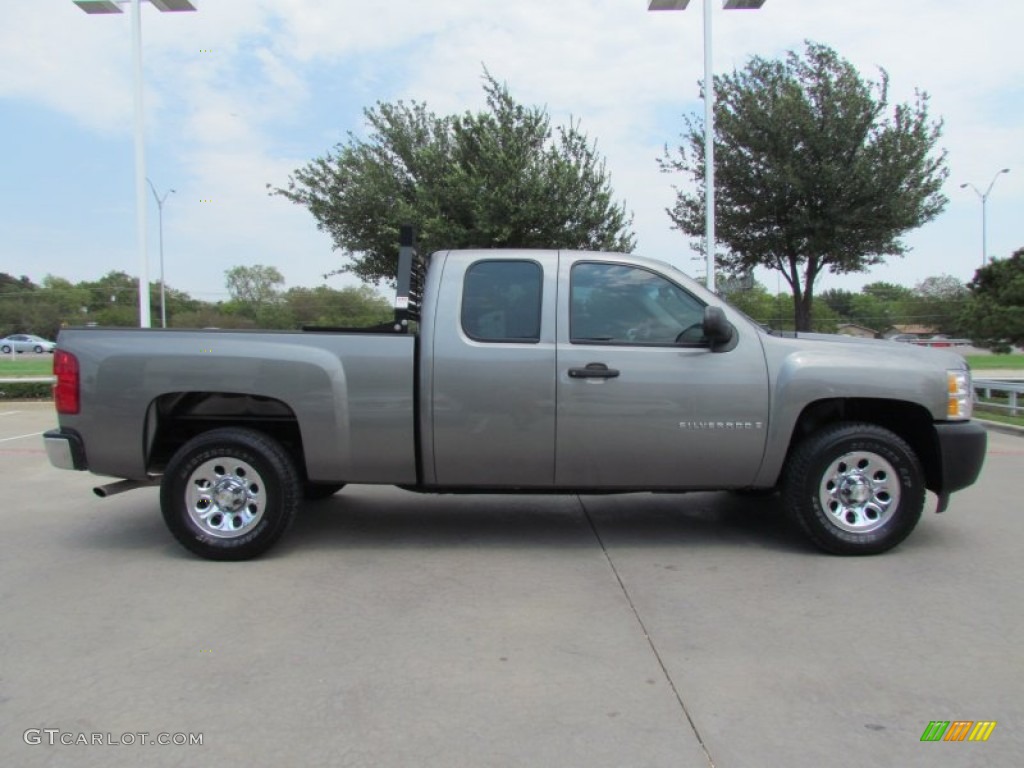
[974,378,1024,417]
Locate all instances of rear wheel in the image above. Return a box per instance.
[0,345,11,354]
[782,422,925,555]
[160,428,300,560]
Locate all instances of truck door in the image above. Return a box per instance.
[427,252,557,487]
[555,257,770,489]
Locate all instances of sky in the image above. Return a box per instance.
[1,0,1022,305]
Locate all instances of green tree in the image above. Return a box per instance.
[272,71,635,284]
[960,248,1024,353]
[0,274,40,335]
[820,288,856,319]
[853,282,916,331]
[170,307,256,330]
[720,279,838,331]
[660,41,948,331]
[79,272,141,326]
[861,282,914,304]
[0,273,35,293]
[251,302,295,330]
[224,265,285,319]
[40,276,93,335]
[284,285,391,328]
[724,285,774,323]
[913,274,967,335]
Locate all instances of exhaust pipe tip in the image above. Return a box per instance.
[93,479,156,498]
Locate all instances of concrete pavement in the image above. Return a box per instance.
[1,401,1021,767]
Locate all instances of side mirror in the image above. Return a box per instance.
[703,306,736,352]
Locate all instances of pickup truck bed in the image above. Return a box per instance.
[50,329,418,485]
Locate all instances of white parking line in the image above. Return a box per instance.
[0,411,24,417]
[0,431,43,443]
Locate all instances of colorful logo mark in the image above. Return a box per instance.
[920,721,997,742]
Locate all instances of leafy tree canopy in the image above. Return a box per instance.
[960,248,1024,352]
[660,41,948,331]
[284,285,391,328]
[1,269,390,338]
[0,274,35,293]
[912,274,967,335]
[272,70,635,284]
[225,265,285,308]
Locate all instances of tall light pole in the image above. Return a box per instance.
[648,0,765,293]
[73,0,197,328]
[960,168,1010,267]
[147,179,175,328]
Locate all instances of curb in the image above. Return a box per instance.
[975,418,1024,438]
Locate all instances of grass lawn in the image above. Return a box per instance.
[975,407,1024,429]
[966,354,1024,370]
[0,356,53,377]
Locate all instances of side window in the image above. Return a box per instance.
[570,263,706,345]
[462,260,543,343]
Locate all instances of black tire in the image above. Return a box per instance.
[304,482,346,500]
[782,422,925,555]
[33,345,43,353]
[0,345,11,354]
[160,427,301,560]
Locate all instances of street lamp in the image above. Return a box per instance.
[73,0,197,328]
[960,168,1010,267]
[147,179,175,328]
[648,0,766,293]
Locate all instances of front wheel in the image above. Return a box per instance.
[782,422,925,555]
[0,345,11,354]
[160,428,301,560]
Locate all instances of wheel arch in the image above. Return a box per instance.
[772,398,940,493]
[145,391,310,479]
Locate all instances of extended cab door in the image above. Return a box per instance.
[425,251,558,487]
[555,255,770,489]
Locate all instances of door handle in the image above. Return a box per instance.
[568,363,620,379]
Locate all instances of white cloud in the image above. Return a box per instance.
[1,0,1022,297]
[0,2,133,133]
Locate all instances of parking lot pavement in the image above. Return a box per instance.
[1,402,1022,768]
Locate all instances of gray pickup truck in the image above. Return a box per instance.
[44,239,986,560]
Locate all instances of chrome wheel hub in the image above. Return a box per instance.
[185,458,265,539]
[819,451,900,533]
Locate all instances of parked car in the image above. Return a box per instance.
[0,334,56,354]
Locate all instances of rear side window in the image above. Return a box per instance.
[461,260,543,343]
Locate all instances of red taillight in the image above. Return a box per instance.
[54,350,80,415]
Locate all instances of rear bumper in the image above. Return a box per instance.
[934,421,987,495]
[43,428,88,471]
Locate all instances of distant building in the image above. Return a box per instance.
[884,324,937,339]
[836,323,879,339]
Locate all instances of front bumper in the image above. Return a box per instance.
[43,428,88,471]
[934,421,987,496]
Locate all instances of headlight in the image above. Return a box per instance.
[947,369,972,420]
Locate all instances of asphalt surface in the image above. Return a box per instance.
[1,401,1021,768]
